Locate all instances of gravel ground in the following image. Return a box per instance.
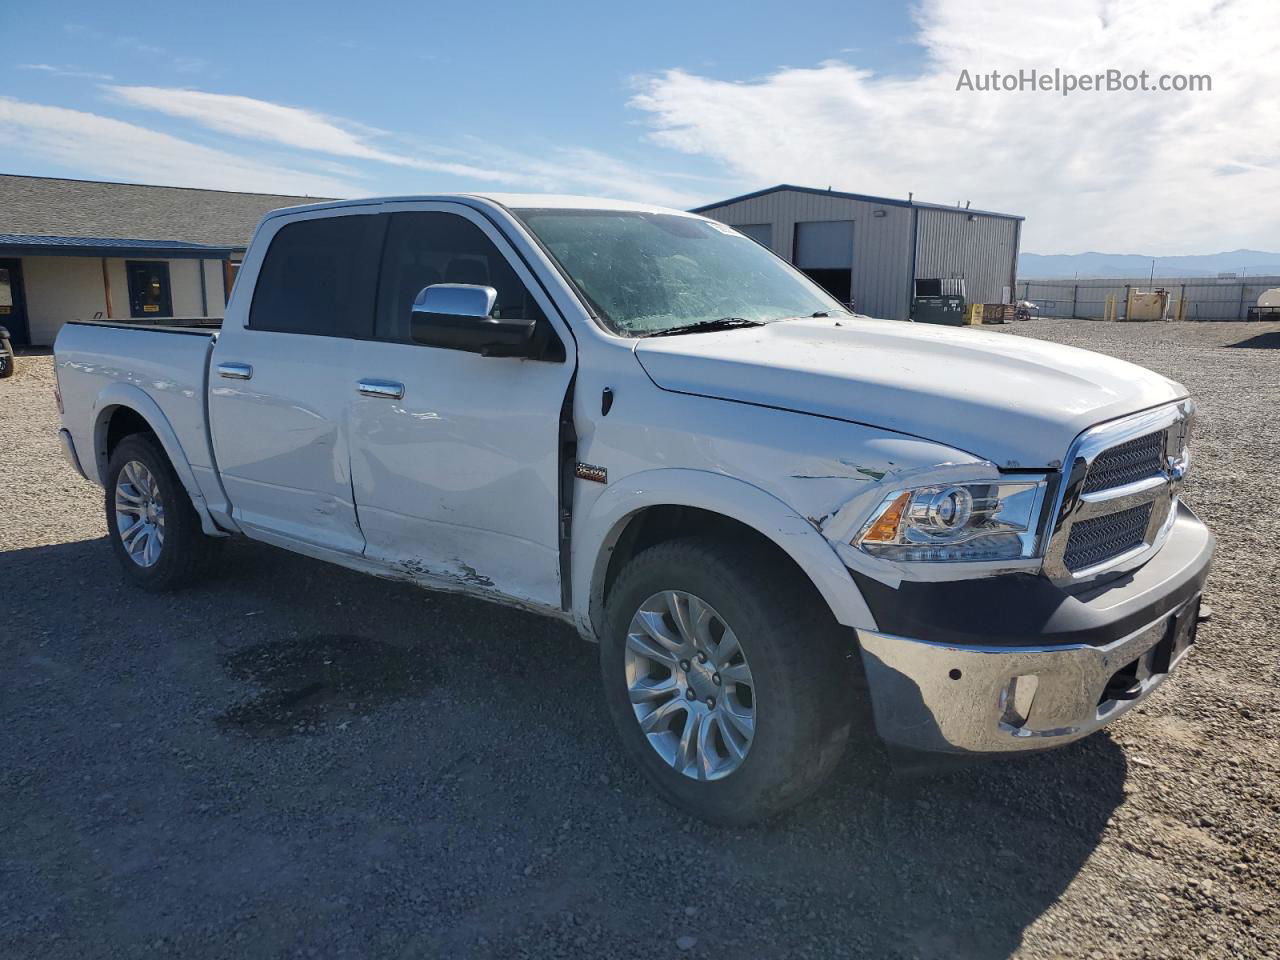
[1,321,1277,959]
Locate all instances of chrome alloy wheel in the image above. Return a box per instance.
[114,460,165,568]
[624,590,756,781]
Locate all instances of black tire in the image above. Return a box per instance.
[600,536,854,825]
[0,340,13,379]
[104,433,217,591]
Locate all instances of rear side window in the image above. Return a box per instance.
[249,214,384,337]
[374,211,546,343]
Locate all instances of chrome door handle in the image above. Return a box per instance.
[358,379,405,400]
[217,362,252,380]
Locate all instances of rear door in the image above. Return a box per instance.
[208,208,383,556]
[344,203,576,610]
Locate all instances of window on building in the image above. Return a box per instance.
[249,214,383,337]
[126,261,174,318]
[0,260,30,345]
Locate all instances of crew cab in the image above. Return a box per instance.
[54,194,1214,823]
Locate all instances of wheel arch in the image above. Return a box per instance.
[91,384,224,537]
[573,468,877,640]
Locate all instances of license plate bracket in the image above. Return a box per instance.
[1150,598,1199,676]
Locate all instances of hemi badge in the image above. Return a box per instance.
[575,463,608,484]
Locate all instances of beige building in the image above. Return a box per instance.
[0,175,328,346]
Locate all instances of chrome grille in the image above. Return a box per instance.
[1043,402,1192,585]
[1063,502,1153,572]
[1081,430,1166,494]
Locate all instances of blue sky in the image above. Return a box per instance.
[2,0,1276,253]
[3,1,919,203]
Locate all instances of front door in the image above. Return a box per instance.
[208,210,383,556]
[126,261,173,318]
[345,204,576,611]
[0,259,31,345]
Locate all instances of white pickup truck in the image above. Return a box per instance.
[55,194,1213,823]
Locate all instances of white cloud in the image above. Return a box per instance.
[103,85,707,206]
[106,85,420,166]
[19,63,114,81]
[0,97,353,197]
[449,141,709,208]
[631,0,1280,253]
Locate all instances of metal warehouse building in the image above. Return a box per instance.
[694,184,1024,322]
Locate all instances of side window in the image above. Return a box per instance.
[374,212,547,343]
[249,214,383,337]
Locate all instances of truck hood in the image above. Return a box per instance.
[634,317,1186,468]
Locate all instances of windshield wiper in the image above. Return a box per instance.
[645,317,766,338]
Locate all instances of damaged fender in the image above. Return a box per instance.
[819,460,1047,588]
[573,467,878,640]
[783,440,1046,589]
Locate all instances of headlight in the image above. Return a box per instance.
[854,478,1047,562]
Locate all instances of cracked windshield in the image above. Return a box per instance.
[516,209,849,336]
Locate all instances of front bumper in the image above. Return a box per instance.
[855,503,1213,754]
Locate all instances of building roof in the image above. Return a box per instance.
[0,174,330,248]
[0,232,239,259]
[691,183,1024,221]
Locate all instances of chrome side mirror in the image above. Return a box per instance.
[409,284,536,358]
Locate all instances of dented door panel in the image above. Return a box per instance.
[208,329,366,555]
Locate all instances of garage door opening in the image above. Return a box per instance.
[793,220,854,305]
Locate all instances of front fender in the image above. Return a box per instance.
[91,383,226,537]
[573,467,877,640]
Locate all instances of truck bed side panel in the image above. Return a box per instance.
[54,323,231,526]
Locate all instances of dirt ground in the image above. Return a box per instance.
[1,320,1277,959]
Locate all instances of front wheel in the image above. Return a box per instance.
[600,537,854,825]
[0,339,13,378]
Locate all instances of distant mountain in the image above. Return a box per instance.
[1018,249,1280,279]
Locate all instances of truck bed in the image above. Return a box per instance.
[54,321,222,508]
[70,317,223,334]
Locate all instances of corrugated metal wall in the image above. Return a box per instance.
[1017,276,1280,320]
[736,223,773,247]
[697,190,914,320]
[914,208,1019,306]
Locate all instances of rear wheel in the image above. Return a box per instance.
[105,434,217,591]
[600,536,854,824]
[0,338,13,378]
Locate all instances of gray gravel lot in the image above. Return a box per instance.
[2,320,1278,959]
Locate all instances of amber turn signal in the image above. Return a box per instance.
[861,491,910,543]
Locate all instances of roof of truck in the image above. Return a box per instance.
[472,193,698,213]
[260,193,700,220]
